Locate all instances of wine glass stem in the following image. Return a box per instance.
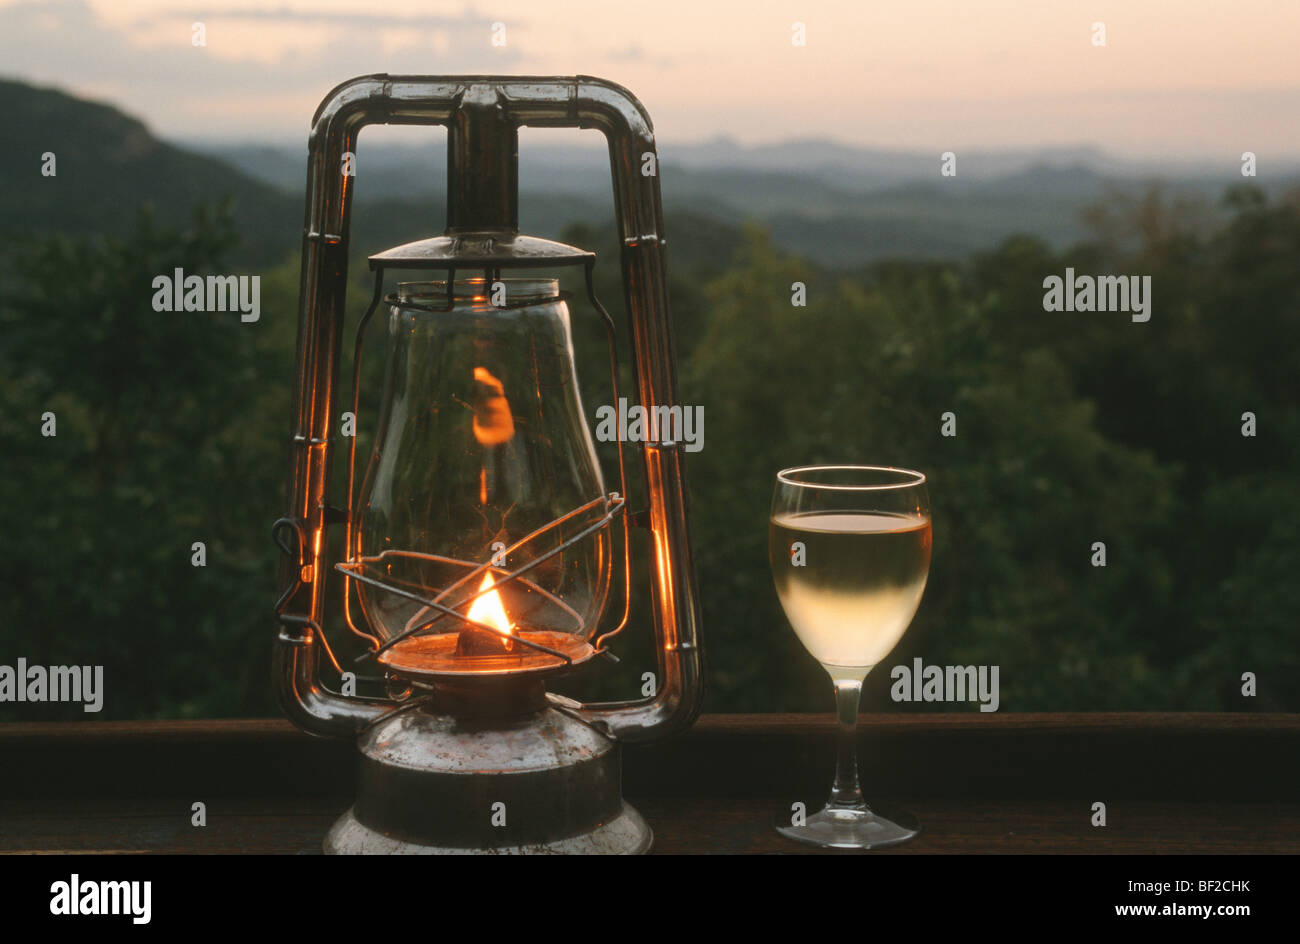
[829,678,866,810]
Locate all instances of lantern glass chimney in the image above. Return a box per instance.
[351,277,611,678]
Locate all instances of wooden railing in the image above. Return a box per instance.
[1,714,1296,853]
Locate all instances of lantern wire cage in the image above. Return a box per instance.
[276,259,634,692]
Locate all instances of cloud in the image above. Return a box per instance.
[607,42,643,61]
[596,39,675,69]
[0,0,528,141]
[151,6,493,28]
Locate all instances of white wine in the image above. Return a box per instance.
[770,511,931,678]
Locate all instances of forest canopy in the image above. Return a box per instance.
[1,185,1296,718]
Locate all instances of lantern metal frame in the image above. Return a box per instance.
[272,75,704,749]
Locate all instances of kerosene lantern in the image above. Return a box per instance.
[272,76,703,853]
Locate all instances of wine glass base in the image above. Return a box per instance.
[774,804,919,850]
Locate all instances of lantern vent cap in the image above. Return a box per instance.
[368,232,595,271]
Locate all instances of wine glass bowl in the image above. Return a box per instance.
[769,465,932,849]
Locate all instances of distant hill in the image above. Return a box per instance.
[5,78,1298,272]
[201,136,1300,266]
[0,79,676,270]
[0,77,300,265]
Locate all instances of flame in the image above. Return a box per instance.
[466,572,513,636]
[472,366,515,446]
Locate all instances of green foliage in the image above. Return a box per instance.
[1,187,1296,718]
[682,190,1298,712]
[0,206,297,718]
[683,228,1175,711]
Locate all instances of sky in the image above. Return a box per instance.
[2,0,1299,160]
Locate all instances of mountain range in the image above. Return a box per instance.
[4,77,1299,270]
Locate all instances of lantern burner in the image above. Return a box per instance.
[335,490,625,682]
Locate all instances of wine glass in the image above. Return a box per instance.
[769,465,932,849]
